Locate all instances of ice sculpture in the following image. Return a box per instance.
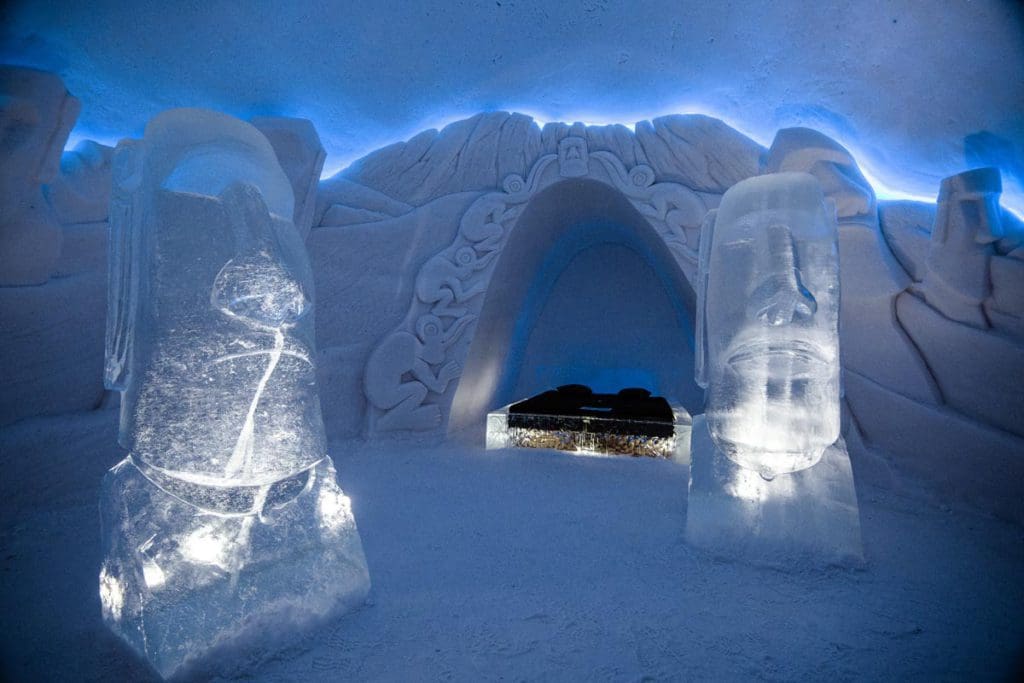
[250,116,326,240]
[99,109,370,679]
[688,172,861,568]
[696,172,841,479]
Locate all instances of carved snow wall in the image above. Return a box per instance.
[448,176,703,433]
[312,111,1024,522]
[356,135,708,433]
[2,80,1022,522]
[312,114,762,440]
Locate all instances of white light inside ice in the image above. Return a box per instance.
[317,489,352,535]
[182,525,233,569]
[98,110,371,679]
[699,173,841,478]
[142,561,166,588]
[99,567,124,623]
[137,535,167,588]
[722,441,800,501]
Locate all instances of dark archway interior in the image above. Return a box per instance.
[449,178,703,434]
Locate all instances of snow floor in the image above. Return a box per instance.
[2,407,1023,681]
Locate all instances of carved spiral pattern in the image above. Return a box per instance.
[455,246,475,266]
[629,165,655,188]
[503,174,525,194]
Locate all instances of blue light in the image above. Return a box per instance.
[66,103,1024,224]
[316,101,1024,222]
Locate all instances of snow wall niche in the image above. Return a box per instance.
[349,131,716,438]
[449,176,702,433]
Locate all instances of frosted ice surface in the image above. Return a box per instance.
[100,457,369,678]
[99,109,369,679]
[697,172,841,478]
[685,415,863,569]
[105,108,313,484]
[688,173,861,568]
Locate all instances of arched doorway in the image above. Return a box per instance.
[361,135,708,437]
[449,178,701,433]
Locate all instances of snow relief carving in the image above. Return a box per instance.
[919,167,1004,328]
[558,135,589,177]
[0,66,79,285]
[363,137,707,433]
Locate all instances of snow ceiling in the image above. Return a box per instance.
[1,0,1023,212]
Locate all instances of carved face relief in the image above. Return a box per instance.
[701,173,841,477]
[0,96,47,222]
[129,185,321,485]
[558,136,589,177]
[0,96,41,161]
[0,67,79,196]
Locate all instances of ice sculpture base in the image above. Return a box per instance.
[685,415,863,569]
[99,456,371,679]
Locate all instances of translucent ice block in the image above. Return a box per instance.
[697,173,841,477]
[685,414,863,569]
[106,109,317,484]
[99,457,370,679]
[100,109,369,678]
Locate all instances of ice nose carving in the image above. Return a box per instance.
[747,223,817,326]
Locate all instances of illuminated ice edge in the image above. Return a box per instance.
[63,107,1024,221]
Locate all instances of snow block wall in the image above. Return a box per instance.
[1,68,1022,523]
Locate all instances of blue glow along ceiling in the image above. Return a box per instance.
[2,0,1023,212]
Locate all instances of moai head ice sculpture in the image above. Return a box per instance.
[106,108,316,483]
[99,108,369,679]
[0,66,80,285]
[696,172,841,478]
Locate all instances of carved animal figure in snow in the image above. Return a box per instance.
[363,314,474,431]
[458,194,515,252]
[637,183,706,259]
[414,245,497,318]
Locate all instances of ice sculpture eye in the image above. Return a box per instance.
[417,315,442,340]
[211,249,308,329]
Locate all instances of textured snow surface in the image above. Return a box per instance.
[2,408,1023,681]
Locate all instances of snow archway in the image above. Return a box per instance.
[361,136,708,435]
[448,177,701,433]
